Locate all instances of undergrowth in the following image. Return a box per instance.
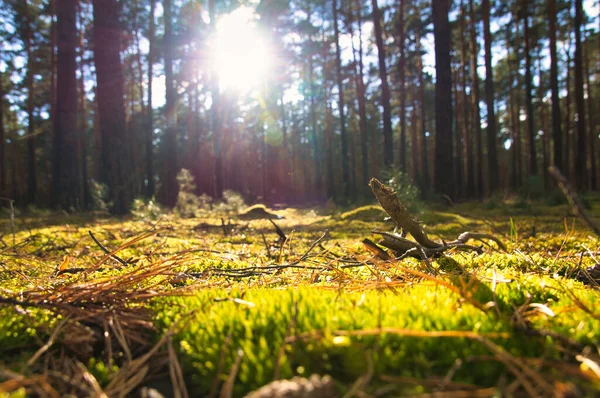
[0,201,599,397]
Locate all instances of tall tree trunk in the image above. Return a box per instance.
[508,16,521,189]
[574,0,586,189]
[325,95,335,199]
[548,0,563,172]
[453,69,464,195]
[24,0,37,205]
[396,0,406,171]
[468,0,483,197]
[52,0,81,209]
[584,34,597,190]
[460,0,474,197]
[208,0,222,198]
[523,8,537,176]
[78,4,90,208]
[93,0,132,214]
[416,5,429,191]
[482,0,499,193]
[371,0,393,166]
[309,55,322,194]
[564,39,573,180]
[146,0,155,198]
[163,0,178,205]
[538,56,550,189]
[350,0,369,190]
[432,0,454,196]
[333,0,350,199]
[0,49,4,197]
[410,82,420,184]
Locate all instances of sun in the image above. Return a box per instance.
[209,7,273,93]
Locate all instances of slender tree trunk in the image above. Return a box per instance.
[133,0,145,117]
[574,0,586,189]
[208,0,222,198]
[93,0,132,213]
[548,0,563,172]
[508,17,521,189]
[584,34,596,190]
[460,0,474,197]
[163,0,178,205]
[52,0,81,209]
[78,4,90,208]
[24,0,37,205]
[325,95,335,199]
[146,0,155,197]
[482,0,499,193]
[453,69,464,195]
[564,39,573,180]
[468,0,483,197]
[410,82,420,184]
[350,0,369,190]
[0,50,4,197]
[523,9,538,176]
[371,0,393,166]
[333,0,350,199]
[396,0,406,171]
[416,5,429,191]
[538,56,550,188]
[309,55,322,194]
[433,0,454,196]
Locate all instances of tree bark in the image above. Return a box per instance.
[78,4,90,208]
[52,0,81,209]
[482,0,499,193]
[468,0,483,197]
[0,49,4,197]
[548,0,562,172]
[163,0,178,205]
[416,5,429,191]
[93,0,132,213]
[24,0,37,205]
[309,55,322,194]
[432,0,454,196]
[371,0,393,166]
[584,33,596,190]
[523,7,537,176]
[460,0,474,197]
[574,0,586,189]
[396,0,406,172]
[333,0,350,199]
[350,0,369,190]
[146,0,155,198]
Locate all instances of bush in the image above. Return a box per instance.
[131,197,163,221]
[381,167,423,213]
[175,169,201,218]
[90,180,110,213]
[212,190,246,215]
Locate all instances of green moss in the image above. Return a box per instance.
[340,205,386,221]
[1,202,600,396]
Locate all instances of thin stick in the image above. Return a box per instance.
[88,230,128,266]
[548,165,600,238]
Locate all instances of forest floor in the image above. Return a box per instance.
[1,198,600,397]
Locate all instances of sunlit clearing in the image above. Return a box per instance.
[209,7,273,93]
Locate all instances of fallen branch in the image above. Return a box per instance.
[367,179,504,269]
[548,165,600,238]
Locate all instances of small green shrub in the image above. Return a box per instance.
[175,169,201,218]
[381,167,423,213]
[131,197,163,221]
[90,179,110,212]
[213,190,246,215]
